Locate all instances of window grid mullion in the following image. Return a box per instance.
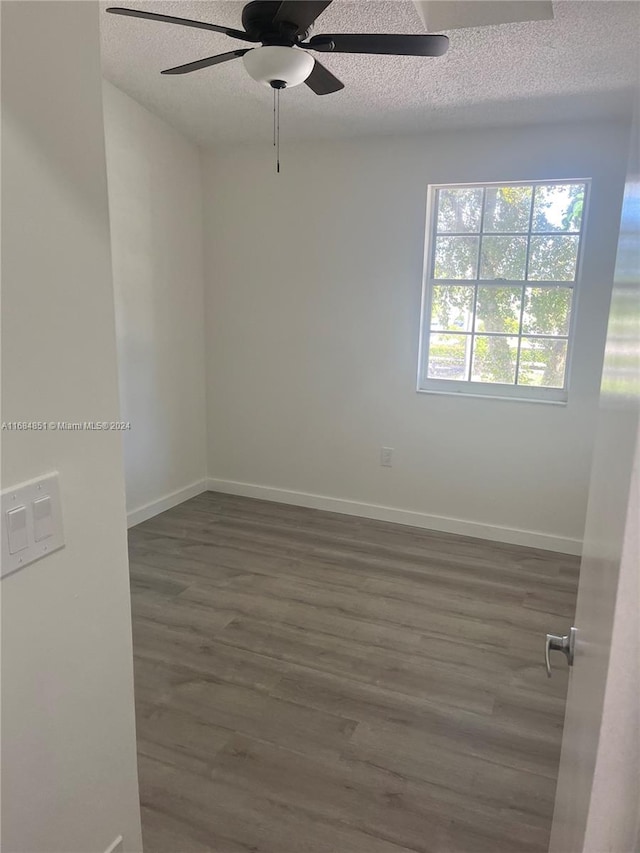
[514,284,526,385]
[516,189,537,384]
[428,331,569,341]
[524,186,536,282]
[468,284,479,380]
[476,186,486,277]
[434,230,580,238]
[469,188,487,380]
[430,279,575,288]
[430,190,439,279]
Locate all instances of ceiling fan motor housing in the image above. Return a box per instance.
[243,45,315,88]
[241,0,312,43]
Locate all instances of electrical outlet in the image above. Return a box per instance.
[381,447,393,467]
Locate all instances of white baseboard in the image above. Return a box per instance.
[127,480,208,528]
[206,477,582,555]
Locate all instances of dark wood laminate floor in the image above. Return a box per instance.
[128,492,579,853]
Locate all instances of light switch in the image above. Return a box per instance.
[1,472,64,578]
[7,506,28,554]
[33,496,54,541]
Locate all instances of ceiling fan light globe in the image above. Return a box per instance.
[243,46,314,88]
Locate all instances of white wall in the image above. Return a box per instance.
[103,81,207,525]
[1,4,142,852]
[202,122,628,553]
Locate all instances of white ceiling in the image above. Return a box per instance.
[100,1,640,146]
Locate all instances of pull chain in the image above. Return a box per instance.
[271,82,284,174]
[271,80,286,173]
[276,87,280,174]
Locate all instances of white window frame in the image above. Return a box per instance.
[417,178,591,404]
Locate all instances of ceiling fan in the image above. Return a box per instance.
[106,1,449,95]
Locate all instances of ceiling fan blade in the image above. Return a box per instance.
[106,8,257,42]
[304,59,344,95]
[308,33,449,56]
[161,49,249,75]
[272,1,333,35]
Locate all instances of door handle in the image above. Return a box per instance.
[545,627,576,677]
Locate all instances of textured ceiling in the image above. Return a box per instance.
[100,1,640,146]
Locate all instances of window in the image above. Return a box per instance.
[418,180,589,402]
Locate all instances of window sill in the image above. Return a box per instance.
[416,387,568,405]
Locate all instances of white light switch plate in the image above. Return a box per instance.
[1,473,65,578]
